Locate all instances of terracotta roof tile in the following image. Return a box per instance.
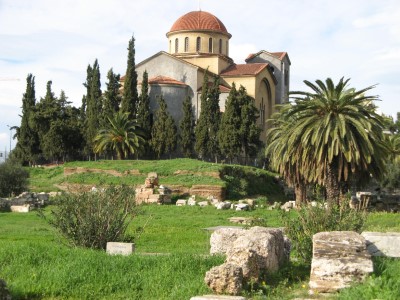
[197,82,231,93]
[169,11,230,36]
[147,75,187,86]
[220,63,268,76]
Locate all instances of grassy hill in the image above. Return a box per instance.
[27,158,286,201]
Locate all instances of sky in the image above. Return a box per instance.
[1,0,399,152]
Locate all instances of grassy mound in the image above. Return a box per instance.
[27,159,284,201]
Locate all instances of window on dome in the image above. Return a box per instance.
[208,38,213,53]
[184,37,189,52]
[196,37,201,52]
[226,41,229,56]
[175,38,179,53]
[219,39,222,54]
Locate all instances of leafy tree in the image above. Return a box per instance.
[94,112,145,160]
[150,96,177,159]
[270,77,389,206]
[218,83,242,163]
[121,35,138,119]
[180,95,195,158]
[0,159,29,197]
[13,74,40,166]
[208,76,222,162]
[102,68,121,125]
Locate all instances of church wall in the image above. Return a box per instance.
[248,53,290,104]
[182,55,231,75]
[148,84,189,127]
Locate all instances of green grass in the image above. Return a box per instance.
[1,205,399,299]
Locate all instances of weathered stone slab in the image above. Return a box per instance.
[10,205,30,213]
[210,227,246,255]
[191,295,246,300]
[106,242,135,256]
[309,231,373,294]
[226,227,287,279]
[204,263,243,295]
[362,232,400,257]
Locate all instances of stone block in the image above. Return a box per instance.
[204,263,243,295]
[210,227,245,255]
[191,295,246,300]
[106,242,135,256]
[198,201,208,207]
[176,199,187,206]
[10,205,30,213]
[309,231,373,294]
[362,232,400,257]
[226,227,287,279]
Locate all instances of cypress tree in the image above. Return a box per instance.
[84,59,102,159]
[207,76,221,162]
[14,74,40,165]
[137,70,152,136]
[218,83,242,163]
[238,86,262,163]
[180,95,195,158]
[150,96,177,159]
[121,35,138,119]
[194,72,210,159]
[102,68,121,125]
[137,70,152,158]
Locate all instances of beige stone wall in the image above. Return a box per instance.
[167,31,230,56]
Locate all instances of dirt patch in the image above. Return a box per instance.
[64,167,140,177]
[173,170,220,179]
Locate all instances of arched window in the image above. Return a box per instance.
[208,38,213,53]
[196,37,201,52]
[226,41,229,56]
[184,37,189,52]
[219,39,222,54]
[175,38,179,53]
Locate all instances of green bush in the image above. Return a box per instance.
[281,198,366,264]
[0,159,29,197]
[40,185,138,250]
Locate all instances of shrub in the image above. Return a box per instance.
[0,159,29,197]
[280,198,366,264]
[40,185,138,250]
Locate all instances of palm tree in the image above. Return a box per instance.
[94,112,145,160]
[266,104,308,205]
[267,77,389,206]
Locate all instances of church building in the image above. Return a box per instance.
[128,10,291,141]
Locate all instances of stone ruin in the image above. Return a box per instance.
[135,172,171,205]
[205,227,290,295]
[0,191,50,212]
[309,231,373,294]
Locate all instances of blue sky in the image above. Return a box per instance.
[1,0,399,151]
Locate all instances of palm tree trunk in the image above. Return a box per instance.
[325,163,340,207]
[294,182,307,207]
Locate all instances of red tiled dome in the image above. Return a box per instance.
[169,11,230,36]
